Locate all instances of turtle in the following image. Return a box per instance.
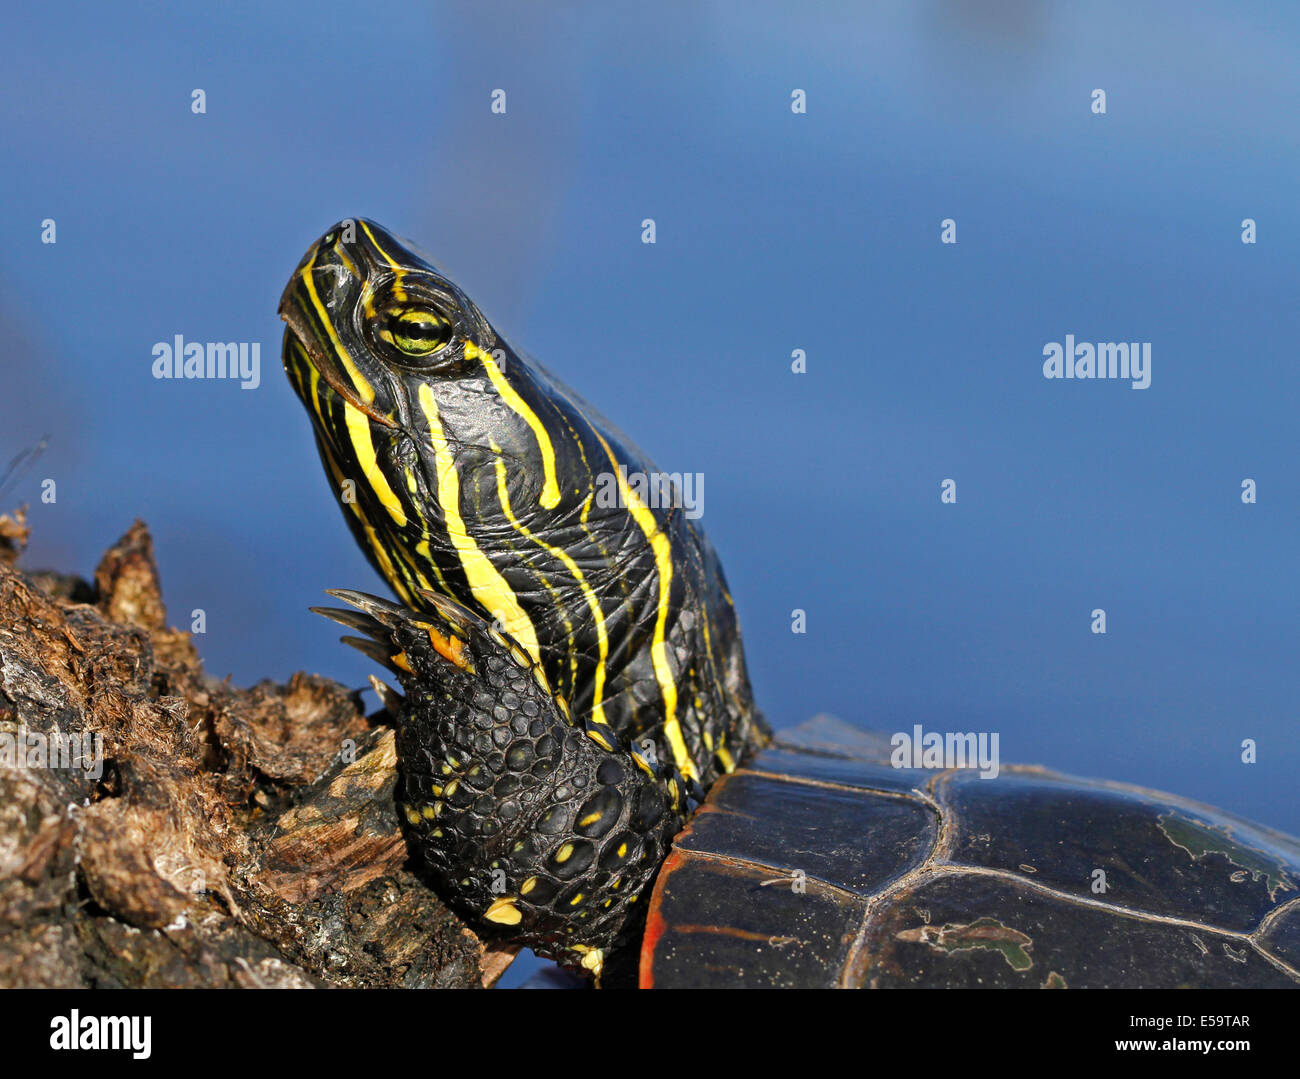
[279,220,1300,987]
[637,716,1300,988]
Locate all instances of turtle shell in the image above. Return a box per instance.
[640,720,1300,988]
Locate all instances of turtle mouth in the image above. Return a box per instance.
[279,300,397,431]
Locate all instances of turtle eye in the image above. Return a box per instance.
[378,304,454,360]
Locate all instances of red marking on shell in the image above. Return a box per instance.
[638,847,687,989]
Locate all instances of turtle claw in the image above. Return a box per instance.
[318,588,489,683]
[323,587,490,646]
[310,604,385,636]
[414,588,484,629]
[412,588,540,672]
[368,674,404,713]
[315,590,445,656]
[339,633,402,671]
[323,589,409,627]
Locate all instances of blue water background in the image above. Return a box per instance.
[2,4,1295,982]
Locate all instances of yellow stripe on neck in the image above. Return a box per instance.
[417,383,540,663]
[471,341,561,510]
[490,445,610,729]
[591,431,691,781]
[300,249,376,405]
[343,405,407,528]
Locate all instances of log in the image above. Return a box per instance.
[0,514,510,988]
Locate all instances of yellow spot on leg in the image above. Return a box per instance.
[484,897,522,925]
[573,945,604,977]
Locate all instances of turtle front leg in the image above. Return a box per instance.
[314,590,689,977]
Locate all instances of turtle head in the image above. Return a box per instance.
[277,219,557,633]
[279,217,497,432]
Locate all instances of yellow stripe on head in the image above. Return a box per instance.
[300,249,377,405]
[360,220,407,301]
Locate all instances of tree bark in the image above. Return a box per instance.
[0,515,509,988]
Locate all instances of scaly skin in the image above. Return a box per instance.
[315,590,688,976]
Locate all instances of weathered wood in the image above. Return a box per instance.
[0,516,506,988]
